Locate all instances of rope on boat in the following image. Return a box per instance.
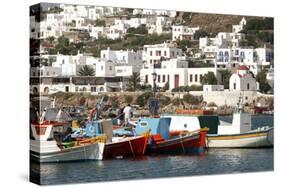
[128,139,135,158]
[179,135,186,154]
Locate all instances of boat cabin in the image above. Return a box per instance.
[217,112,251,135]
[163,115,220,135]
[135,117,171,140]
[30,108,71,141]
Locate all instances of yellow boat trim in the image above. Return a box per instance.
[207,132,268,140]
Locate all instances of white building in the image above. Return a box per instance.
[87,6,105,20]
[50,53,98,76]
[143,42,182,68]
[216,46,273,73]
[100,48,143,72]
[140,58,219,90]
[30,66,62,77]
[229,65,258,91]
[95,60,115,77]
[148,16,172,34]
[172,26,199,41]
[115,66,134,77]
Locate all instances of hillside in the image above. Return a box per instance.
[178,12,260,34]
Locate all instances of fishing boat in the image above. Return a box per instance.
[104,134,149,158]
[168,96,273,148]
[135,117,208,154]
[30,108,105,163]
[83,96,149,159]
[206,97,273,148]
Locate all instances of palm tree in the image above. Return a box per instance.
[128,72,140,91]
[78,65,95,76]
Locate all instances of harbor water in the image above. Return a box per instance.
[31,115,274,185]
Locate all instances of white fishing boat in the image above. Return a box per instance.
[206,96,273,148]
[30,108,105,163]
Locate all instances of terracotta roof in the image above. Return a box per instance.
[238,65,249,70]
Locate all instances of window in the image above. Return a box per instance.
[234,83,236,90]
[163,75,165,82]
[75,87,78,92]
[91,87,96,92]
[195,74,198,82]
[46,71,49,76]
[103,54,106,58]
[247,83,250,90]
[145,75,148,83]
[190,74,193,82]
[167,75,170,82]
[158,75,160,83]
[164,51,167,56]
[150,51,152,56]
[200,75,203,82]
[140,122,148,127]
[32,72,36,76]
[62,60,65,64]
[123,56,125,60]
[150,60,153,64]
[171,51,175,57]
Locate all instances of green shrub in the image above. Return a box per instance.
[124,95,133,104]
[172,98,181,105]
[136,92,153,107]
[182,94,200,105]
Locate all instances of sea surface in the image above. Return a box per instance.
[31,115,274,185]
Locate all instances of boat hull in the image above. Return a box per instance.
[207,128,273,148]
[148,131,207,155]
[30,140,105,163]
[103,136,148,158]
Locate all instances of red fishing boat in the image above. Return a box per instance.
[148,129,208,154]
[135,117,208,155]
[103,135,148,158]
[97,119,149,159]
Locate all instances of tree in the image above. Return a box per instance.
[256,70,271,93]
[46,36,55,43]
[182,12,193,24]
[127,25,148,35]
[95,19,106,27]
[127,72,140,91]
[78,65,95,76]
[176,40,191,52]
[193,30,210,40]
[201,72,218,85]
[219,69,232,89]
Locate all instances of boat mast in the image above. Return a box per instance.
[150,71,159,116]
[235,93,244,113]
